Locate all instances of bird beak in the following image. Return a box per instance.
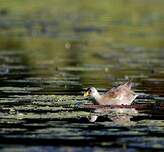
[83,91,89,97]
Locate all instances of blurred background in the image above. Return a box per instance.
[0,0,163,90]
[0,0,163,151]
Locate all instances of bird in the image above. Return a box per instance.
[83,81,138,105]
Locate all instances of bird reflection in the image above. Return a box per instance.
[88,107,138,125]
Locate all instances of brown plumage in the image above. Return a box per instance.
[84,81,138,105]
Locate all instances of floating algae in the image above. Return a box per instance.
[0,0,164,151]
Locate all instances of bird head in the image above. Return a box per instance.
[83,87,98,97]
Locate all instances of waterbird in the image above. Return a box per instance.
[84,81,138,105]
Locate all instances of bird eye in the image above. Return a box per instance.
[88,89,91,94]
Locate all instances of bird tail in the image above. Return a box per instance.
[124,81,133,89]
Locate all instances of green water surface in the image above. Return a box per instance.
[0,0,164,151]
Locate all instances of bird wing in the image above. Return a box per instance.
[103,86,122,100]
[101,82,136,105]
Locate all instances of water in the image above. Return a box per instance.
[0,0,164,151]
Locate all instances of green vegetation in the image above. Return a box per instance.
[0,0,163,151]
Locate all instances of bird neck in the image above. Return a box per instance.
[93,92,101,101]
